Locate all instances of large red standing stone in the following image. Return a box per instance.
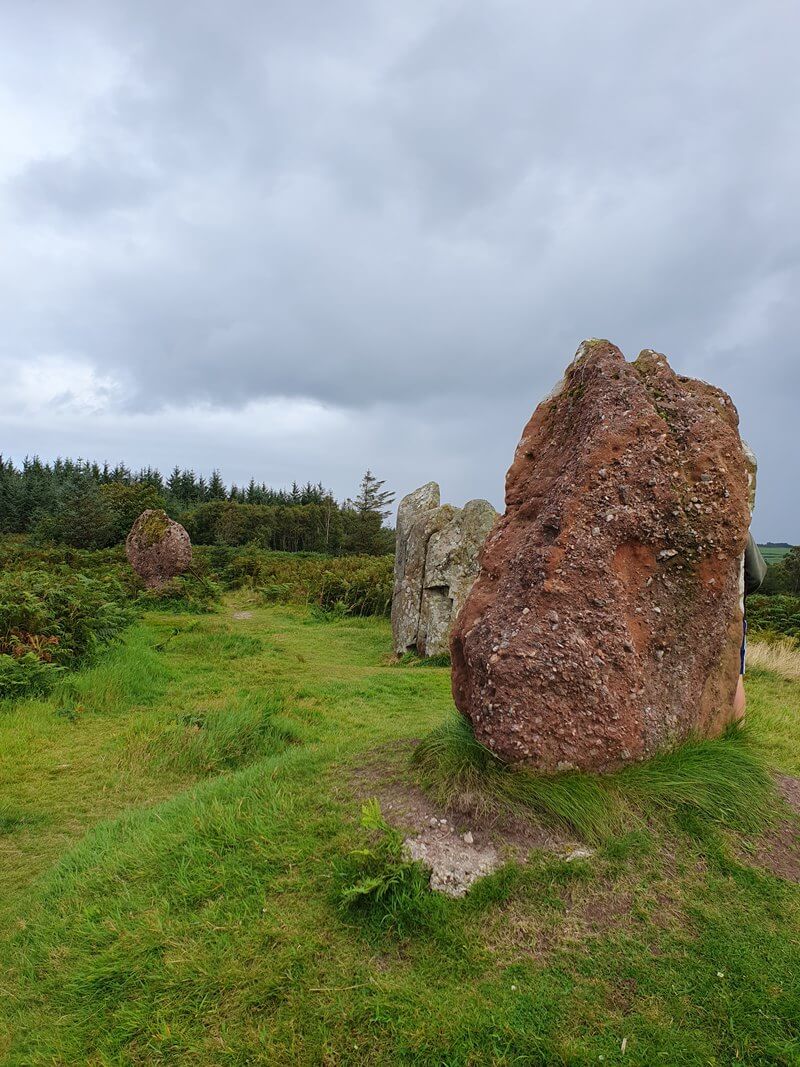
[450,340,751,773]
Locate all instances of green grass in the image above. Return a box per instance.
[412,714,775,841]
[1,598,799,1064]
[758,544,792,564]
[124,692,300,776]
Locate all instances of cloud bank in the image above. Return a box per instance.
[1,0,797,536]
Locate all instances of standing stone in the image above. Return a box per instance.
[419,500,498,657]
[450,340,751,773]
[126,509,192,589]
[392,485,496,657]
[392,483,442,654]
[740,440,759,608]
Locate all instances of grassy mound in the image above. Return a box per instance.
[125,692,299,776]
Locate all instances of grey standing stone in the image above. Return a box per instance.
[393,500,454,655]
[393,482,440,584]
[742,439,758,514]
[392,483,496,657]
[392,482,441,654]
[419,499,497,656]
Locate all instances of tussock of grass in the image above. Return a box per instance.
[125,693,299,776]
[747,637,800,682]
[412,714,775,842]
[174,628,264,659]
[52,628,172,715]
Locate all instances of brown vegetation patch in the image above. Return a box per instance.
[484,877,658,966]
[604,977,640,1013]
[747,639,800,682]
[746,820,800,883]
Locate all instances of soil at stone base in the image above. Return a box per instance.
[777,773,800,811]
[736,774,800,884]
[347,749,800,895]
[348,742,583,897]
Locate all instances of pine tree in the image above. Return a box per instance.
[208,470,226,500]
[343,471,395,555]
[347,470,395,520]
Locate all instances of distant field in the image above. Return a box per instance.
[758,544,792,564]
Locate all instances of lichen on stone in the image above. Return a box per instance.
[136,509,171,548]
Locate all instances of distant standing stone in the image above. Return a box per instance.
[450,340,752,773]
[126,509,192,589]
[392,482,443,654]
[419,499,497,657]
[392,483,496,657]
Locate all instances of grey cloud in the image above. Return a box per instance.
[10,151,158,219]
[0,0,798,537]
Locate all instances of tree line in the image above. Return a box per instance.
[0,456,395,555]
[760,547,800,596]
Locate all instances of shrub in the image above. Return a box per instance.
[0,538,394,619]
[0,540,134,587]
[0,569,132,698]
[313,559,393,616]
[136,573,221,614]
[209,548,394,617]
[0,652,59,697]
[747,595,800,642]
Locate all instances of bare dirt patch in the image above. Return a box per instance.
[349,742,575,896]
[746,820,800,883]
[484,878,647,964]
[231,611,254,620]
[734,774,800,883]
[777,774,800,812]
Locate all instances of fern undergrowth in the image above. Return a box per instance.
[334,799,435,935]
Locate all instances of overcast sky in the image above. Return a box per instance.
[1,0,797,538]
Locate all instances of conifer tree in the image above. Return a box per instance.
[348,470,395,520]
[207,470,226,500]
[344,470,395,555]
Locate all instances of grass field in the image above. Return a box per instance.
[759,545,792,565]
[1,597,799,1065]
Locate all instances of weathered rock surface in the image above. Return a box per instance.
[450,340,752,773]
[126,509,192,589]
[392,485,496,657]
[419,500,498,656]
